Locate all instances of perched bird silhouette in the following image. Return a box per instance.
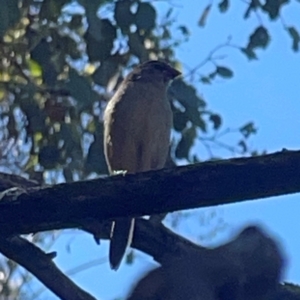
[103,60,181,270]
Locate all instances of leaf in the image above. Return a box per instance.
[248,26,270,50]
[218,0,229,13]
[128,31,148,61]
[40,0,69,21]
[25,155,39,172]
[238,140,248,153]
[70,15,83,29]
[216,66,234,78]
[114,0,134,31]
[92,59,120,87]
[198,5,211,27]
[60,123,83,159]
[85,137,108,174]
[28,59,42,78]
[38,145,60,169]
[0,0,20,38]
[135,2,156,31]
[209,114,222,130]
[175,126,197,159]
[31,39,51,65]
[20,97,47,134]
[162,28,171,40]
[208,70,218,79]
[66,69,97,111]
[262,0,289,20]
[200,76,211,84]
[239,122,257,138]
[169,79,206,110]
[85,19,116,62]
[30,39,58,85]
[60,36,81,60]
[86,119,96,133]
[169,80,206,131]
[178,25,190,37]
[0,88,7,100]
[287,27,300,52]
[240,47,258,60]
[173,109,189,132]
[0,0,9,38]
[186,107,206,132]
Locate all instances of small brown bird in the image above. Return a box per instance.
[103,60,181,270]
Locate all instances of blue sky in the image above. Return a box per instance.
[37,2,300,299]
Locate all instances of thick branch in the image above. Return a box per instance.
[0,150,299,235]
[0,236,96,300]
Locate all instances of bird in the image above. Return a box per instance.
[103,60,181,270]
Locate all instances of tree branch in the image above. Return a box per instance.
[0,150,299,236]
[0,236,96,300]
[0,149,298,300]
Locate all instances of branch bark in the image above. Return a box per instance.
[0,150,299,235]
[0,236,96,300]
[0,150,298,300]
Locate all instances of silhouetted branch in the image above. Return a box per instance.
[0,150,299,299]
[0,150,299,236]
[0,236,96,300]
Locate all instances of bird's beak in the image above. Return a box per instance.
[165,66,181,80]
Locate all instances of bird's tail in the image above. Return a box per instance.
[109,218,135,270]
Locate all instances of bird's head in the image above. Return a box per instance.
[128,60,181,84]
